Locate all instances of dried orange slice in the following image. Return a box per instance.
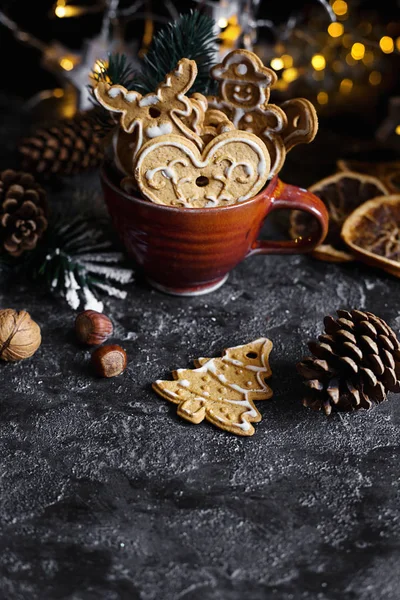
[337,159,400,194]
[290,172,389,262]
[341,194,400,277]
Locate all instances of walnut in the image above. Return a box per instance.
[0,309,41,361]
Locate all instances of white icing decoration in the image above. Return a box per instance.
[244,114,253,123]
[139,95,160,107]
[126,92,138,102]
[222,357,244,367]
[234,85,240,92]
[137,134,268,204]
[176,339,270,430]
[108,87,122,98]
[179,380,190,388]
[146,123,173,138]
[237,63,248,75]
[233,91,252,103]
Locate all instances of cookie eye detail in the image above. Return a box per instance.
[149,107,161,118]
[196,176,209,187]
[246,86,252,94]
[234,85,240,92]
[236,63,248,75]
[246,351,258,358]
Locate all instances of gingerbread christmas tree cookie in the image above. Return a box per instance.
[153,338,273,436]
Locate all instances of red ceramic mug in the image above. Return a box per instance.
[101,163,329,296]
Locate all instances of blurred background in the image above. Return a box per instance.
[0,0,399,178]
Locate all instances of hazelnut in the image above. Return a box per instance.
[0,309,41,361]
[75,310,113,346]
[91,344,127,378]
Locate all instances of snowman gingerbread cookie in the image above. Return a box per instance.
[208,49,287,178]
[208,49,318,178]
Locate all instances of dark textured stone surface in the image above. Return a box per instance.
[1,100,400,600]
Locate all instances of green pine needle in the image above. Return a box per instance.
[89,10,219,137]
[90,53,136,90]
[88,53,136,135]
[134,9,218,95]
[13,213,133,310]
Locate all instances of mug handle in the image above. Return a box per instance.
[248,178,329,256]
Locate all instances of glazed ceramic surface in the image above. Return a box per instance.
[101,164,328,295]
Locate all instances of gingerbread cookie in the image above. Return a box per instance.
[182,92,208,136]
[200,109,235,145]
[94,58,204,168]
[134,130,270,208]
[280,98,318,151]
[208,49,287,178]
[236,105,287,179]
[153,338,273,436]
[210,49,277,114]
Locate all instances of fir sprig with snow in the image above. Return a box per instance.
[23,215,134,311]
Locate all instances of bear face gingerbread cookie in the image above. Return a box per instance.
[134,130,270,208]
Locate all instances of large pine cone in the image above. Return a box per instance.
[18,110,104,178]
[0,169,48,257]
[297,309,400,415]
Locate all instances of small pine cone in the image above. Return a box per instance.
[297,309,400,415]
[18,110,104,178]
[0,169,48,257]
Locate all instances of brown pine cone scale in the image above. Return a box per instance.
[18,110,104,178]
[0,169,48,257]
[297,309,400,415]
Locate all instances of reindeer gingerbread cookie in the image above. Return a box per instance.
[208,49,318,178]
[94,58,205,173]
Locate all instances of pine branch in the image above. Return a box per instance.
[89,52,136,91]
[134,10,218,96]
[88,10,219,137]
[21,213,134,311]
[88,53,136,135]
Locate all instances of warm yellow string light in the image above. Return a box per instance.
[395,125,400,135]
[332,0,347,16]
[281,54,293,68]
[351,42,365,60]
[270,58,284,70]
[317,91,328,105]
[328,22,344,38]
[311,54,326,70]
[379,36,394,53]
[59,57,74,70]
[282,67,299,83]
